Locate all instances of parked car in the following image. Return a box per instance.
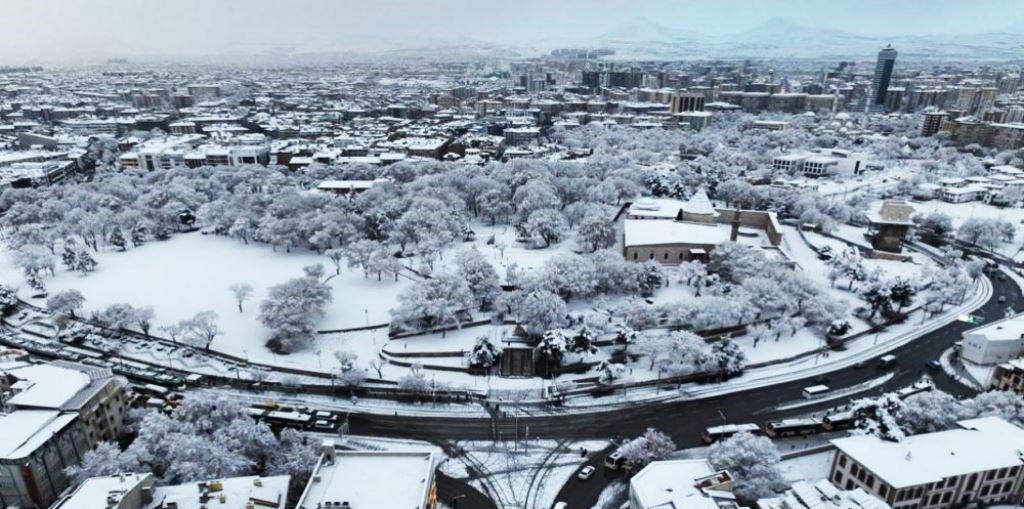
[853,360,869,369]
[578,465,596,480]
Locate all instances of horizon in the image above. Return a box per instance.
[2,0,1023,64]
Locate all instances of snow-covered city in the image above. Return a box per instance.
[2,1,1024,508]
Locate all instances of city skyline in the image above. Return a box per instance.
[2,0,1023,63]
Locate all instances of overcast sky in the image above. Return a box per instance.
[2,0,1021,63]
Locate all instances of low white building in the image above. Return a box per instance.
[961,313,1024,365]
[758,479,890,509]
[629,459,738,509]
[51,473,155,509]
[829,417,1024,509]
[296,441,437,509]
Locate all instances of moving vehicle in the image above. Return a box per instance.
[552,503,568,509]
[822,410,857,432]
[764,418,822,438]
[701,423,761,444]
[604,451,625,470]
[878,354,897,368]
[578,465,596,480]
[802,385,831,399]
[927,359,942,370]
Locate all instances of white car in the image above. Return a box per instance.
[578,465,596,480]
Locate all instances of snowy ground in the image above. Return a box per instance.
[0,232,411,354]
[779,450,835,483]
[439,439,610,509]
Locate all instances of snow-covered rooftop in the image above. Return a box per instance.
[624,219,768,248]
[758,479,890,509]
[963,313,1024,343]
[144,475,290,509]
[0,410,79,460]
[52,473,152,509]
[296,449,435,509]
[831,417,1024,489]
[630,459,736,509]
[4,364,91,409]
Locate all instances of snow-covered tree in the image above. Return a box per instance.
[94,303,139,331]
[523,208,568,247]
[567,326,598,355]
[861,280,893,319]
[12,245,56,278]
[536,329,569,367]
[259,273,333,352]
[74,249,98,275]
[455,248,502,309]
[468,335,503,369]
[513,289,568,338]
[333,350,365,387]
[888,277,917,311]
[391,273,474,333]
[966,390,1024,424]
[64,442,140,485]
[900,390,970,434]
[134,306,156,337]
[618,428,676,473]
[108,228,127,251]
[852,393,906,442]
[398,364,431,394]
[47,289,85,318]
[711,337,747,375]
[229,283,254,313]
[176,311,223,350]
[265,428,321,493]
[956,217,1015,251]
[912,210,953,239]
[707,432,786,502]
[596,360,626,384]
[577,215,617,252]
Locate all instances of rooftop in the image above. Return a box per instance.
[758,479,890,509]
[4,363,91,409]
[0,410,79,460]
[52,473,153,509]
[144,475,290,509]
[631,459,737,509]
[963,312,1024,342]
[296,447,435,509]
[624,219,768,248]
[831,417,1024,489]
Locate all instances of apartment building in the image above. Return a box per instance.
[2,361,131,447]
[829,417,1024,509]
[0,410,88,508]
[629,459,738,509]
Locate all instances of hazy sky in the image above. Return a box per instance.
[2,0,1021,63]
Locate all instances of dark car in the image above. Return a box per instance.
[927,359,942,370]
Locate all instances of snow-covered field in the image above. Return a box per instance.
[0,232,410,353]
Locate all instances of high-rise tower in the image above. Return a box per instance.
[869,45,897,112]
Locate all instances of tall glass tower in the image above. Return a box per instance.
[870,45,898,112]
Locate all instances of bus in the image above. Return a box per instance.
[822,410,857,432]
[895,378,934,399]
[701,423,760,444]
[604,450,625,470]
[802,385,831,399]
[764,418,823,438]
[878,355,897,368]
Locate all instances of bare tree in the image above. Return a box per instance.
[229,283,254,313]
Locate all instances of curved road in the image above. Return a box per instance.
[351,274,1021,508]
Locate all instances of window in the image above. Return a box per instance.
[930,494,940,505]
[838,455,847,468]
[982,486,990,497]
[633,252,638,260]
[879,486,888,498]
[852,464,860,476]
[967,474,978,491]
[834,472,843,483]
[663,252,668,260]
[846,480,854,490]
[649,253,654,260]
[941,492,952,503]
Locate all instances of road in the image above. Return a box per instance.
[350,274,1020,509]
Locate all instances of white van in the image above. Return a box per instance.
[553,502,569,509]
[802,385,831,399]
